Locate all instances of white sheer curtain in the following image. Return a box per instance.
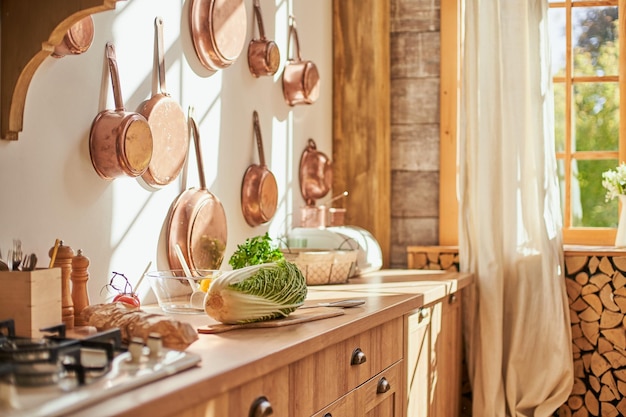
[458,1,574,416]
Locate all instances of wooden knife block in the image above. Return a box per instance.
[0,268,62,337]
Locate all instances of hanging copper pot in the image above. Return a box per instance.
[247,0,280,77]
[241,111,278,227]
[52,16,95,58]
[189,0,247,71]
[137,17,189,189]
[299,138,332,205]
[282,15,320,106]
[89,43,153,180]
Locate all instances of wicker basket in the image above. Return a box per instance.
[282,249,358,285]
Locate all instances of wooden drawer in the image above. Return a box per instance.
[312,360,404,417]
[176,366,289,417]
[291,317,403,416]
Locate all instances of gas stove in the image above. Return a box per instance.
[0,319,201,417]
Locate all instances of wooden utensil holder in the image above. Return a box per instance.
[0,268,62,337]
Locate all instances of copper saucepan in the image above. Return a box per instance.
[52,15,95,58]
[167,111,227,271]
[241,111,278,227]
[299,138,332,205]
[89,43,153,180]
[189,0,247,71]
[247,0,280,77]
[137,17,189,189]
[282,15,320,106]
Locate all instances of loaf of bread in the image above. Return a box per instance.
[81,303,198,350]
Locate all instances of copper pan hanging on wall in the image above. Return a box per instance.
[241,111,278,227]
[189,0,247,71]
[89,43,153,180]
[137,17,189,189]
[52,15,95,58]
[247,0,280,77]
[299,138,332,205]
[166,111,227,271]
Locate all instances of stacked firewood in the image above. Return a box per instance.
[560,254,626,417]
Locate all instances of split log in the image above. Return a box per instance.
[599,257,614,276]
[590,375,601,393]
[588,256,600,275]
[577,271,590,286]
[567,256,588,275]
[600,372,619,399]
[601,329,626,350]
[599,285,620,312]
[585,389,600,416]
[582,294,604,315]
[573,377,587,395]
[603,350,626,368]
[567,279,583,301]
[590,273,612,290]
[568,396,583,410]
[613,295,626,314]
[599,310,623,329]
[573,407,589,417]
[616,398,626,416]
[582,283,599,295]
[612,271,626,290]
[581,320,600,345]
[439,253,455,269]
[615,287,626,297]
[618,380,626,397]
[572,297,591,312]
[580,306,601,322]
[599,385,615,401]
[590,351,611,377]
[612,257,626,273]
[572,323,583,339]
[426,252,438,263]
[600,401,618,417]
[598,337,614,354]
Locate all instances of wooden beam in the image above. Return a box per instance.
[332,0,391,267]
[1,0,123,140]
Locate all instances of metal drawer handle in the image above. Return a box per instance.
[419,307,428,319]
[324,414,332,417]
[449,293,457,304]
[377,377,391,394]
[350,347,367,365]
[249,396,273,417]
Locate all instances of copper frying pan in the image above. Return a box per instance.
[189,0,247,71]
[137,17,189,189]
[166,112,227,271]
[241,111,278,227]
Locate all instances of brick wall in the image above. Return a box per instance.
[390,0,441,268]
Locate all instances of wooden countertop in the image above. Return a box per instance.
[70,270,473,417]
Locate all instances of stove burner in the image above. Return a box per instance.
[0,319,122,387]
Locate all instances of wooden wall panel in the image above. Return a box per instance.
[332,0,391,267]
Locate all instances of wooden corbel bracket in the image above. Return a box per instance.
[1,0,125,141]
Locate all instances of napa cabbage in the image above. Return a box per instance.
[204,259,307,324]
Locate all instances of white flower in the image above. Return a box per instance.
[602,162,626,201]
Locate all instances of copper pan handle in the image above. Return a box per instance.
[253,111,267,167]
[287,15,302,62]
[105,42,125,112]
[155,16,168,95]
[253,0,267,40]
[189,115,207,191]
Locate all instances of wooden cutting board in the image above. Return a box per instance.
[197,307,345,334]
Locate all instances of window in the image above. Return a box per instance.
[549,0,624,245]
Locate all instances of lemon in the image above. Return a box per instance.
[199,278,212,292]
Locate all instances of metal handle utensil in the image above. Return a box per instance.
[299,299,365,309]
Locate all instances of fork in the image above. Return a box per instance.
[11,239,22,271]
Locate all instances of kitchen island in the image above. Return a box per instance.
[68,270,473,417]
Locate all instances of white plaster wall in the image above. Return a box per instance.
[0,0,332,303]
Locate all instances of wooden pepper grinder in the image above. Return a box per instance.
[49,241,75,329]
[71,249,90,327]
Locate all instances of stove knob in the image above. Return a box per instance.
[147,332,163,358]
[128,337,144,364]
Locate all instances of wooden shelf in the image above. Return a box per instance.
[1,0,124,141]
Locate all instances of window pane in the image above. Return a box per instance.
[572,6,619,77]
[549,8,566,77]
[573,159,618,227]
[573,82,619,151]
[554,83,566,152]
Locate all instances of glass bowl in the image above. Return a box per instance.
[146,269,221,314]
